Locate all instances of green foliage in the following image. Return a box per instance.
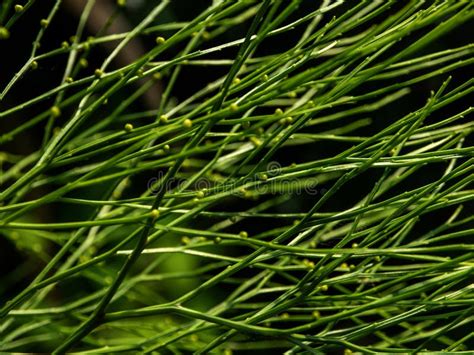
[0,0,473,353]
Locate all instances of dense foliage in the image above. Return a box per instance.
[0,0,473,353]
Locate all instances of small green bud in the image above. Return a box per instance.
[30,60,38,70]
[82,41,90,51]
[232,77,241,85]
[159,114,168,123]
[230,103,239,112]
[150,209,160,219]
[14,4,24,12]
[50,106,61,118]
[303,259,315,269]
[156,36,166,45]
[182,159,191,168]
[124,123,133,132]
[117,0,126,7]
[79,58,88,68]
[0,27,10,40]
[94,68,104,78]
[183,118,193,128]
[239,231,248,238]
[250,136,262,147]
[40,19,49,28]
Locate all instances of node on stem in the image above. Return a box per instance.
[250,137,262,147]
[94,69,104,78]
[239,231,248,238]
[183,118,193,129]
